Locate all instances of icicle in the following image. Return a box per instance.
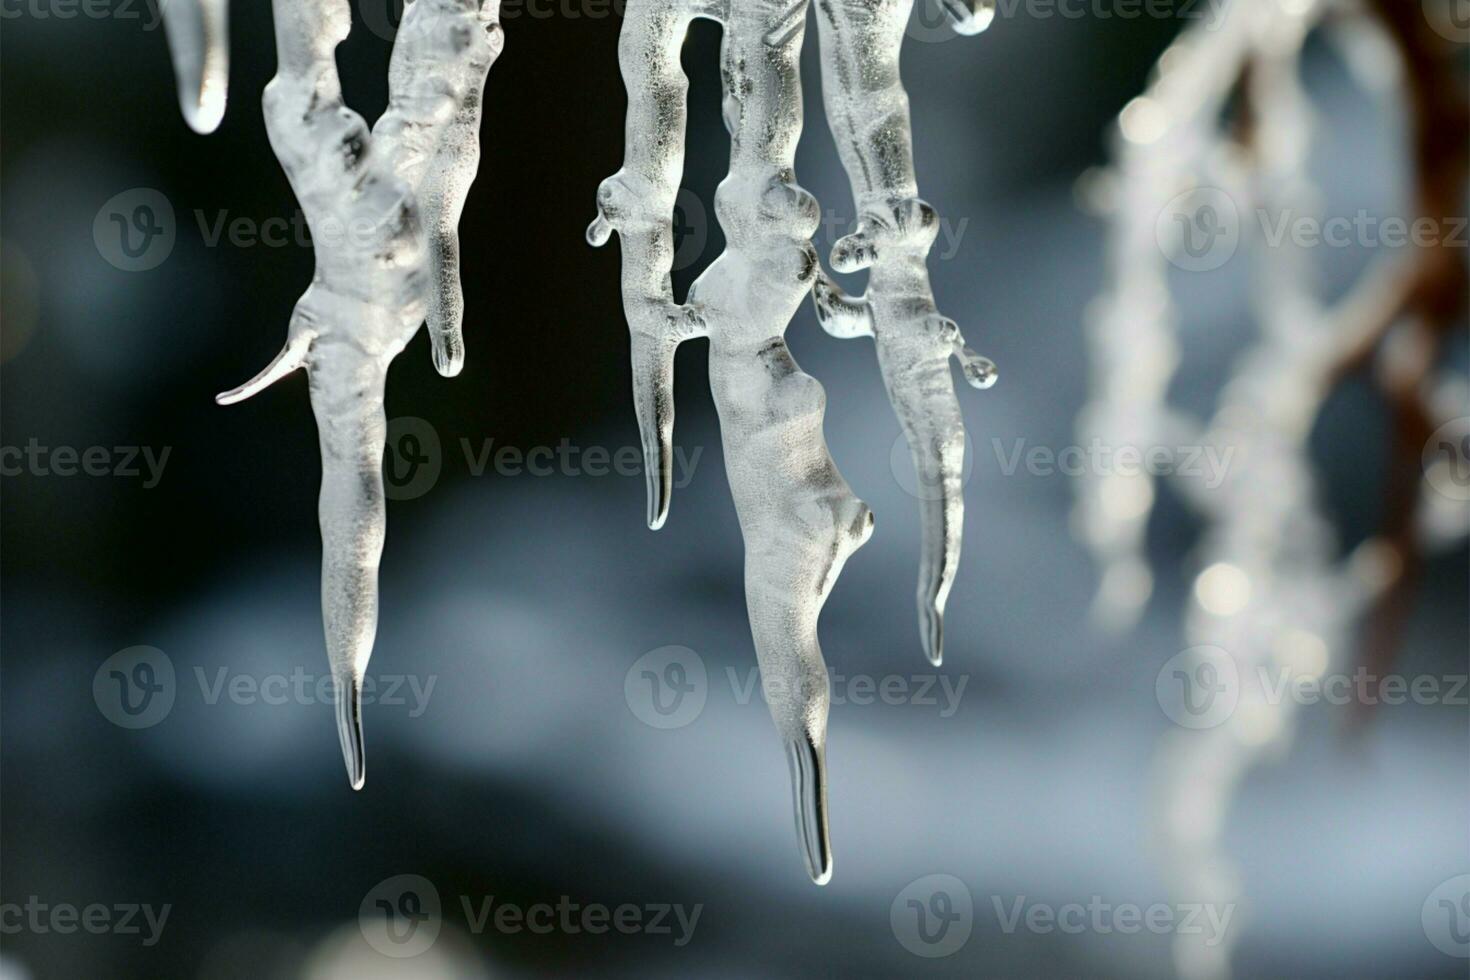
[591,0,873,884]
[216,0,503,788]
[1083,2,1467,976]
[811,0,997,667]
[160,0,230,133]
[940,0,996,35]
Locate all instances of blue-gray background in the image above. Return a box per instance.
[1,2,1466,977]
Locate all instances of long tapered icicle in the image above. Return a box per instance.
[216,0,503,788]
[591,0,873,884]
[160,0,230,133]
[811,0,996,666]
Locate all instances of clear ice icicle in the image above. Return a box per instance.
[811,0,997,666]
[591,0,873,884]
[216,0,503,788]
[160,0,230,133]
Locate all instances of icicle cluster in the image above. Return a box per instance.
[591,0,995,882]
[214,0,504,788]
[1078,2,1467,977]
[812,0,998,667]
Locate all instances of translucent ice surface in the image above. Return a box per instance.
[811,0,997,667]
[590,0,877,884]
[160,0,230,133]
[216,0,503,788]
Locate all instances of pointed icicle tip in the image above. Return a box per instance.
[785,736,832,885]
[920,602,944,667]
[431,337,465,379]
[336,673,366,791]
[161,0,230,134]
[215,332,312,405]
[646,463,668,531]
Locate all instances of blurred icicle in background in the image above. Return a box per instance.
[1076,1,1468,977]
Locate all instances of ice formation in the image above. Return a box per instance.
[591,0,994,881]
[215,0,503,789]
[811,0,998,666]
[160,0,230,133]
[1078,1,1467,976]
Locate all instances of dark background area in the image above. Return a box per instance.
[2,2,1466,977]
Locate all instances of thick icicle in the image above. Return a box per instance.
[216,0,503,788]
[591,0,873,884]
[160,0,230,133]
[811,0,996,666]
